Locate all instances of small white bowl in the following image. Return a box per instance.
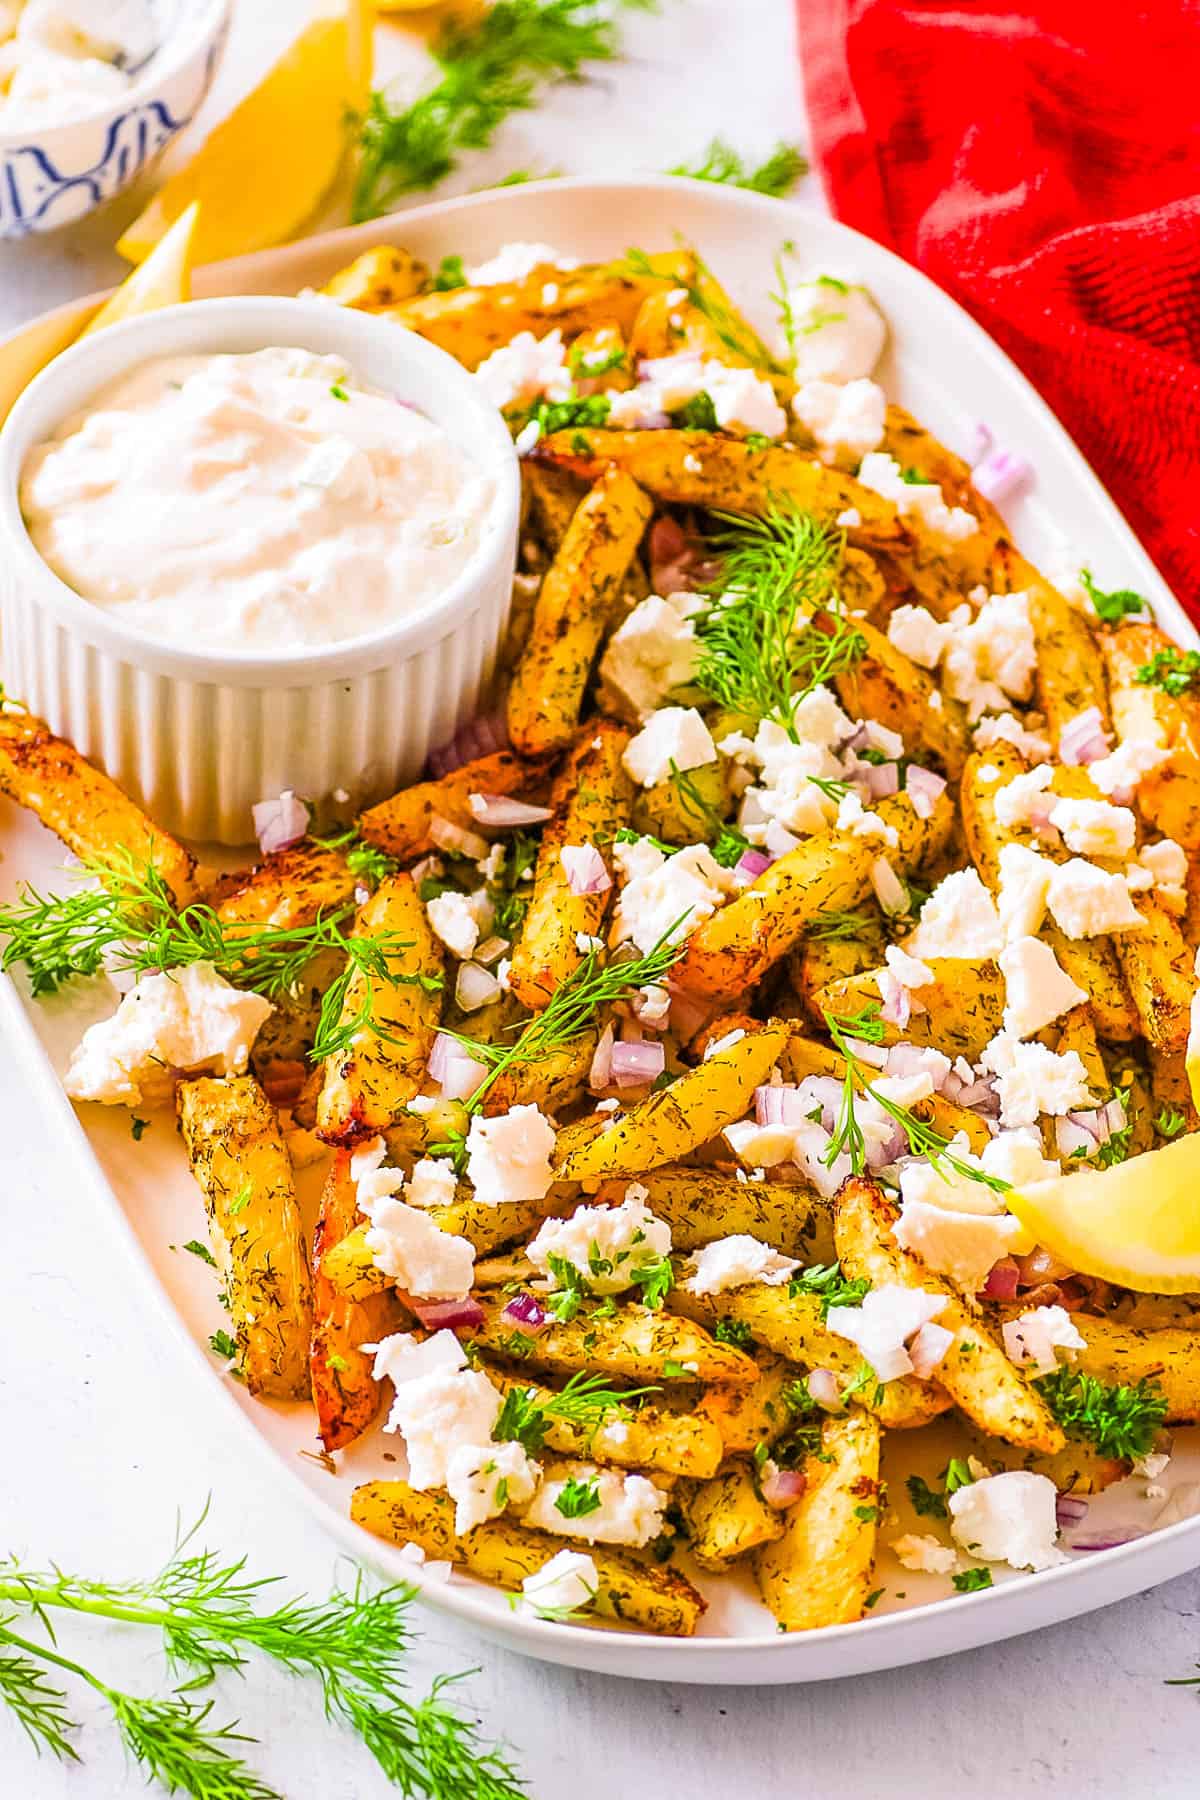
[0,0,231,238]
[0,296,521,844]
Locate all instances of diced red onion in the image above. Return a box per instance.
[501,1292,550,1335]
[468,793,553,829]
[878,971,911,1030]
[735,848,774,884]
[589,1022,615,1090]
[427,713,509,778]
[1059,707,1111,768]
[474,934,510,966]
[866,1121,909,1171]
[456,961,501,1013]
[761,1466,808,1510]
[973,448,1033,504]
[1056,1494,1090,1527]
[428,1030,487,1102]
[429,814,490,860]
[884,1044,942,1082]
[908,1320,954,1379]
[1066,1528,1146,1552]
[647,515,705,597]
[905,764,947,820]
[845,1035,889,1068]
[1056,1115,1099,1159]
[983,1256,1021,1300]
[969,422,994,468]
[611,1039,666,1087]
[409,1296,484,1331]
[560,843,611,896]
[794,1076,846,1132]
[252,789,309,856]
[862,761,899,800]
[754,1083,806,1127]
[1099,1096,1127,1138]
[871,856,909,916]
[806,1368,844,1411]
[669,990,720,1044]
[1017,1247,1076,1288]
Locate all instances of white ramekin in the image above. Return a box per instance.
[0,296,521,845]
[0,0,231,238]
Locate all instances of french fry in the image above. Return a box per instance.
[211,840,357,931]
[310,1151,400,1451]
[754,1410,881,1630]
[592,1164,833,1262]
[992,1306,1200,1423]
[322,245,428,308]
[1103,621,1200,849]
[357,750,546,863]
[814,958,1005,1063]
[829,613,970,778]
[680,1462,786,1569]
[469,1291,758,1387]
[484,1367,724,1478]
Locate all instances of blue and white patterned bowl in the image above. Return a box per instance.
[0,0,231,239]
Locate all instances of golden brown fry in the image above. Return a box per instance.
[681,1462,786,1569]
[814,958,1005,1063]
[592,1164,832,1262]
[992,1306,1200,1424]
[1113,896,1196,1056]
[1103,621,1200,849]
[469,1291,758,1387]
[693,1350,804,1457]
[999,549,1114,750]
[754,1410,881,1630]
[357,750,545,863]
[484,1367,724,1479]
[310,1150,399,1451]
[829,613,970,778]
[322,245,427,309]
[211,839,357,931]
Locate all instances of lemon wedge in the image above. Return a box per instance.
[83,202,200,336]
[117,2,372,267]
[1186,988,1200,1113]
[1007,1133,1200,1292]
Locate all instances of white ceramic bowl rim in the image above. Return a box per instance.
[0,0,232,146]
[0,295,522,687]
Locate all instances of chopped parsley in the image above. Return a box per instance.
[568,341,626,380]
[432,253,468,291]
[329,383,350,402]
[788,1262,871,1318]
[713,1317,754,1349]
[488,829,541,937]
[942,1458,974,1496]
[182,1239,216,1268]
[853,1503,881,1524]
[1035,1367,1168,1461]
[226,1182,252,1217]
[553,1475,602,1520]
[1155,1106,1187,1139]
[312,826,399,891]
[519,391,612,437]
[952,1568,993,1594]
[325,1353,350,1374]
[661,1359,690,1380]
[130,1116,149,1141]
[207,1329,239,1363]
[1134,646,1200,697]
[1079,567,1149,625]
[906,1474,948,1519]
[668,391,719,432]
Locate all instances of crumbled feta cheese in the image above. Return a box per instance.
[1047,797,1137,860]
[948,1471,1067,1571]
[973,712,1052,762]
[623,705,717,787]
[825,1284,948,1382]
[993,763,1055,831]
[1088,738,1169,798]
[871,856,910,916]
[894,1196,1027,1291]
[858,453,977,542]
[1131,837,1188,908]
[906,869,1003,961]
[527,1187,671,1295]
[885,944,935,990]
[723,1118,801,1169]
[607,350,786,437]
[792,376,886,460]
[836,788,898,845]
[64,962,271,1107]
[521,1548,599,1617]
[521,1463,667,1546]
[1000,936,1088,1038]
[366,1328,466,1393]
[406,1158,458,1210]
[426,889,482,960]
[837,506,862,528]
[384,1366,502,1488]
[350,1134,407,1208]
[574,931,605,955]
[464,1104,556,1207]
[703,362,788,437]
[362,1193,475,1298]
[886,603,950,671]
[683,1234,799,1295]
[996,842,1054,942]
[979,1032,1091,1126]
[445,1440,541,1535]
[941,594,1037,721]
[731,713,849,841]
[891,1533,959,1574]
[612,837,735,952]
[1045,859,1143,937]
[784,276,887,382]
[1001,1305,1087,1377]
[474,329,572,411]
[598,590,703,719]
[467,242,576,285]
[981,1128,1060,1186]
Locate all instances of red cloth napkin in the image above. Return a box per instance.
[794,0,1200,615]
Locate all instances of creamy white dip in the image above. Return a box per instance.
[0,0,157,127]
[21,346,495,653]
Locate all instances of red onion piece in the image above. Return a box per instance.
[456,961,501,1014]
[1056,1494,1090,1527]
[252,789,309,856]
[474,934,510,966]
[427,712,508,778]
[877,971,911,1030]
[870,856,908,916]
[973,448,1033,504]
[468,793,553,829]
[1099,1095,1127,1138]
[761,1466,808,1510]
[908,1320,954,1379]
[862,761,899,800]
[983,1257,1021,1300]
[611,1039,666,1087]
[409,1296,484,1331]
[428,1030,487,1102]
[1017,1247,1076,1288]
[589,1021,615,1090]
[969,422,994,468]
[735,848,774,883]
[754,1083,806,1127]
[806,1368,844,1411]
[501,1292,550,1334]
[794,1076,846,1132]
[560,843,612,896]
[866,1121,908,1172]
[429,814,490,861]
[905,764,947,820]
[1058,706,1111,768]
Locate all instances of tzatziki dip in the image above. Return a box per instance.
[0,0,157,128]
[20,346,496,653]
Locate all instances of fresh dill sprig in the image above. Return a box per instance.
[1034,1367,1168,1461]
[352,0,655,221]
[0,1519,525,1799]
[1078,568,1150,625]
[667,138,807,197]
[809,908,875,942]
[667,760,750,867]
[692,503,860,736]
[493,1370,656,1454]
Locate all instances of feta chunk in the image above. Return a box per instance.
[683,1234,799,1295]
[887,603,950,670]
[64,962,271,1107]
[858,453,976,542]
[383,1366,502,1488]
[465,1104,556,1207]
[406,1157,459,1210]
[906,868,1003,961]
[1001,1305,1087,1377]
[996,842,1054,942]
[792,376,886,460]
[941,594,1038,721]
[999,936,1088,1038]
[885,944,935,990]
[836,788,898,845]
[948,1471,1067,1571]
[1089,738,1169,798]
[527,1188,671,1296]
[891,1534,959,1575]
[612,837,735,952]
[1132,837,1188,908]
[467,242,576,285]
[973,713,1051,762]
[993,763,1055,831]
[1045,859,1143,938]
[981,1128,1060,1186]
[362,1192,475,1298]
[349,1135,407,1209]
[623,705,716,788]
[893,1200,1027,1293]
[520,1548,599,1618]
[366,1328,465,1392]
[784,276,887,382]
[825,1284,947,1382]
[425,889,482,960]
[445,1439,541,1535]
[598,589,703,720]
[607,351,786,437]
[521,1463,667,1546]
[979,1032,1091,1126]
[474,329,572,411]
[723,1118,802,1169]
[1047,797,1137,859]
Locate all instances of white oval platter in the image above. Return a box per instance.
[2,178,1198,1685]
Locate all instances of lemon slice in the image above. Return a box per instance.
[1007,1133,1200,1292]
[83,203,200,337]
[1186,990,1200,1113]
[116,2,372,267]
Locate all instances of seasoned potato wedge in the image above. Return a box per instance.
[485,1367,724,1479]
[323,1185,564,1300]
[352,1481,705,1634]
[1112,896,1196,1056]
[814,958,1004,1062]
[310,1151,400,1451]
[829,614,970,778]
[357,751,544,862]
[468,1291,758,1387]
[958,1421,1129,1495]
[592,1164,833,1262]
[177,1074,313,1401]
[681,1461,786,1569]
[754,1410,881,1631]
[993,1306,1200,1423]
[212,840,357,931]
[1103,621,1200,849]
[321,245,427,308]
[694,1350,806,1456]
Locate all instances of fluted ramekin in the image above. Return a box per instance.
[0,296,521,844]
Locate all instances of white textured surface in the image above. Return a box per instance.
[1,2,1199,1795]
